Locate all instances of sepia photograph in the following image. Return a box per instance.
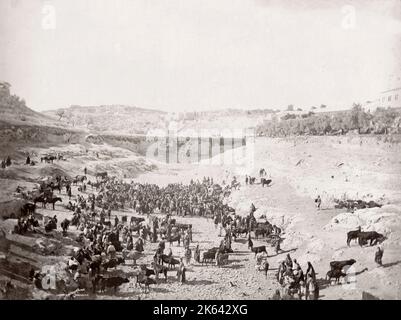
[0,0,401,302]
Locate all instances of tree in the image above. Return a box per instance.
[85,116,94,128]
[350,103,370,133]
[287,105,294,111]
[297,108,303,111]
[320,104,327,109]
[56,109,65,121]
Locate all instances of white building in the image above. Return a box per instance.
[376,74,401,109]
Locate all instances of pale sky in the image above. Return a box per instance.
[1,0,400,112]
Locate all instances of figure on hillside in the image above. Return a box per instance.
[315,195,322,210]
[6,156,11,167]
[375,247,384,266]
[84,167,87,175]
[26,155,30,165]
[305,261,316,282]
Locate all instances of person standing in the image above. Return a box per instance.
[275,239,282,255]
[194,244,200,263]
[67,185,72,200]
[84,167,87,175]
[375,247,384,266]
[315,195,322,210]
[305,261,316,282]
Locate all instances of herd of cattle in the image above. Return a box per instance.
[6,154,388,299]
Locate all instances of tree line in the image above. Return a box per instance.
[256,104,401,137]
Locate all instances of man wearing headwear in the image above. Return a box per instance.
[285,254,293,268]
[305,261,316,282]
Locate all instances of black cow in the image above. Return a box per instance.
[94,275,129,293]
[201,251,216,265]
[261,178,272,187]
[102,257,125,270]
[329,259,356,271]
[160,255,180,269]
[137,276,156,293]
[167,234,181,246]
[358,231,385,247]
[347,227,361,246]
[326,269,346,284]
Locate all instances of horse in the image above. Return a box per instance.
[46,197,62,210]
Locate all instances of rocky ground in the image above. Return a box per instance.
[1,134,401,299]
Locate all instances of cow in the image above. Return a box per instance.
[329,259,356,271]
[201,251,216,265]
[150,262,169,281]
[101,257,125,270]
[94,275,129,293]
[160,254,180,269]
[358,231,385,247]
[249,244,267,257]
[261,178,272,187]
[326,269,347,284]
[60,219,70,236]
[137,276,156,294]
[167,234,181,246]
[346,227,361,246]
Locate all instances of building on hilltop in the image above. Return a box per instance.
[376,74,401,110]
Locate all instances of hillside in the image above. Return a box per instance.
[43,105,167,135]
[0,82,65,128]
